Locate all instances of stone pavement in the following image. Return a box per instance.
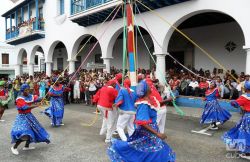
[0,103,247,162]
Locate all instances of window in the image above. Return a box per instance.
[60,0,65,15]
[2,53,9,64]
[39,7,43,19]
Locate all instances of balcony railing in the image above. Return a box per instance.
[6,21,45,40]
[71,0,113,15]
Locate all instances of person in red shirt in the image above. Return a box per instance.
[33,82,39,96]
[223,81,250,160]
[169,76,180,90]
[0,81,8,122]
[146,78,172,133]
[198,78,209,97]
[93,79,118,143]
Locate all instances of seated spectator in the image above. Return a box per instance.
[216,78,225,98]
[188,77,199,96]
[224,79,238,99]
[198,78,208,97]
[179,76,189,96]
[169,76,180,91]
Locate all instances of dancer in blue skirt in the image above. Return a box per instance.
[11,84,50,155]
[200,81,231,130]
[44,78,64,127]
[108,80,175,162]
[222,81,250,160]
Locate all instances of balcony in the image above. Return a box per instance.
[69,0,123,27]
[71,0,114,15]
[2,0,45,45]
[69,0,191,27]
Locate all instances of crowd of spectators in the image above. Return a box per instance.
[1,67,249,106]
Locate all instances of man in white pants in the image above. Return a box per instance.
[146,78,172,134]
[93,80,118,143]
[114,79,137,141]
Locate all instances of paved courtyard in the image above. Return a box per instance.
[0,104,248,162]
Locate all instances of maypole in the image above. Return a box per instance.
[126,0,137,89]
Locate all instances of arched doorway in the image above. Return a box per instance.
[166,12,245,74]
[48,41,68,72]
[71,35,102,70]
[30,45,45,72]
[16,48,28,76]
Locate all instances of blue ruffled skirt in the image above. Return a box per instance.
[107,123,176,162]
[11,113,50,144]
[222,112,250,153]
[200,100,231,124]
[44,97,64,126]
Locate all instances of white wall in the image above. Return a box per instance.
[2,0,250,76]
[52,48,68,70]
[111,36,153,70]
[183,22,246,73]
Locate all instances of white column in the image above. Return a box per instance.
[15,64,23,77]
[245,48,250,75]
[46,62,52,77]
[68,60,76,74]
[103,58,112,73]
[155,53,166,84]
[28,63,34,76]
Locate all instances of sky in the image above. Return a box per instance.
[0,0,15,43]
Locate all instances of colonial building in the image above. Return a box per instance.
[1,0,250,80]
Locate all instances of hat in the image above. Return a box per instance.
[124,79,131,88]
[145,78,153,87]
[107,79,116,86]
[136,80,149,97]
[115,73,123,80]
[20,84,30,92]
[208,80,216,87]
[245,81,250,90]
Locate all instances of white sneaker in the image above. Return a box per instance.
[11,147,19,155]
[100,129,106,136]
[113,131,118,135]
[0,119,5,122]
[239,154,250,160]
[23,146,35,151]
[105,139,111,143]
[210,126,218,130]
[60,123,65,126]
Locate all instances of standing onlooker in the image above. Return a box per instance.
[73,78,81,103]
[39,79,47,98]
[89,79,97,105]
[80,81,85,103]
[27,76,34,94]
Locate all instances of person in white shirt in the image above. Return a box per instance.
[188,78,199,96]
[73,79,81,103]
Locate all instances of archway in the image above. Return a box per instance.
[71,35,102,70]
[165,11,246,74]
[16,48,28,75]
[48,41,68,71]
[30,45,45,72]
